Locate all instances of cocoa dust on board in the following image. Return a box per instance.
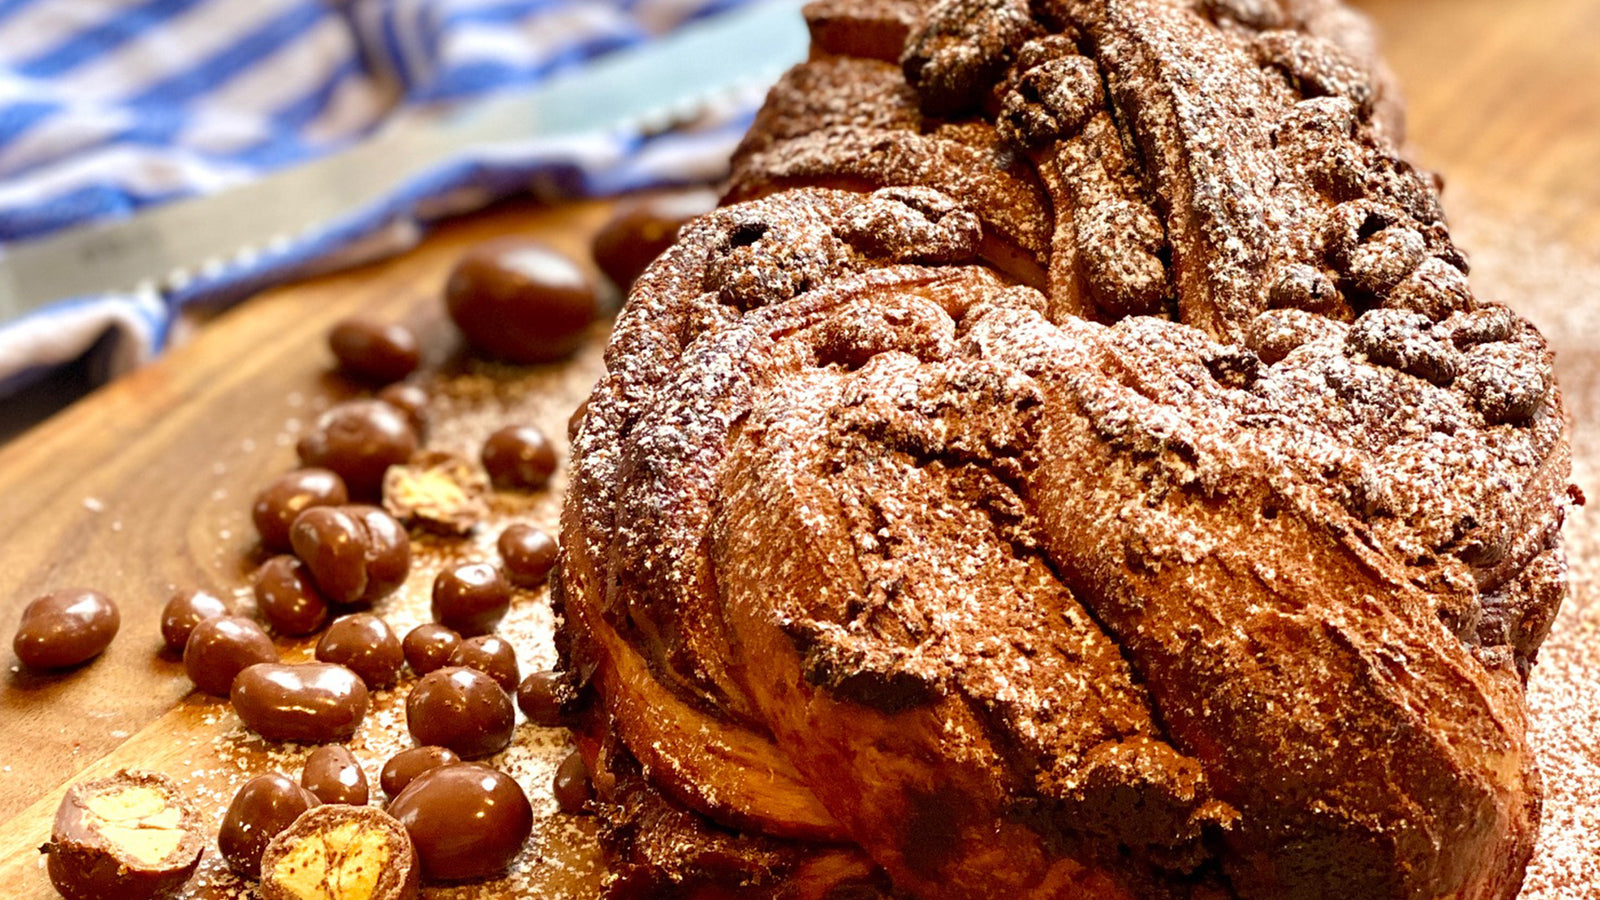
[1453,194,1600,900]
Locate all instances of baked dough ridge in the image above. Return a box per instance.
[558,1,1576,897]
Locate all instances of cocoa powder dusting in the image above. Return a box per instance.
[560,1,1588,898]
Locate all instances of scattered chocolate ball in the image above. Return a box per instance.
[552,749,594,815]
[289,506,368,604]
[349,506,414,602]
[259,805,418,900]
[497,523,557,588]
[387,763,532,882]
[315,613,404,689]
[590,191,712,291]
[379,746,461,801]
[479,425,556,491]
[445,238,599,364]
[328,317,421,385]
[516,670,568,727]
[405,667,515,759]
[159,588,230,656]
[376,383,430,437]
[12,588,119,670]
[401,623,460,676]
[182,615,277,697]
[301,744,369,806]
[448,635,518,694]
[44,769,204,900]
[252,469,349,553]
[253,556,331,637]
[220,773,320,878]
[290,505,411,607]
[296,401,419,498]
[430,563,511,637]
[231,662,370,744]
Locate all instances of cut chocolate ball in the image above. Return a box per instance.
[44,769,204,900]
[259,804,419,900]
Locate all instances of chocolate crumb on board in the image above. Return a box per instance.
[382,450,489,535]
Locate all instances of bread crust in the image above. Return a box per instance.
[559,1,1575,897]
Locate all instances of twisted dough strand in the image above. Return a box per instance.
[560,1,1575,897]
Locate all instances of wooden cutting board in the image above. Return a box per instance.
[0,195,621,898]
[1,0,1597,896]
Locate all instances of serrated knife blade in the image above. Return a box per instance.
[0,1,809,323]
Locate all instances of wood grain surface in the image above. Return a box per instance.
[2,1,1598,897]
[0,198,618,897]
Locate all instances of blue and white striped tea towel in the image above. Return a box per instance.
[0,0,774,395]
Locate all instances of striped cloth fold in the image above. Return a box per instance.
[0,0,771,394]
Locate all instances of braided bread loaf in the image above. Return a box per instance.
[559,1,1576,897]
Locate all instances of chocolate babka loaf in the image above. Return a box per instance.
[559,0,1576,897]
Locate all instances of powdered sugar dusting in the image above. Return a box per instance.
[558,0,1586,895]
